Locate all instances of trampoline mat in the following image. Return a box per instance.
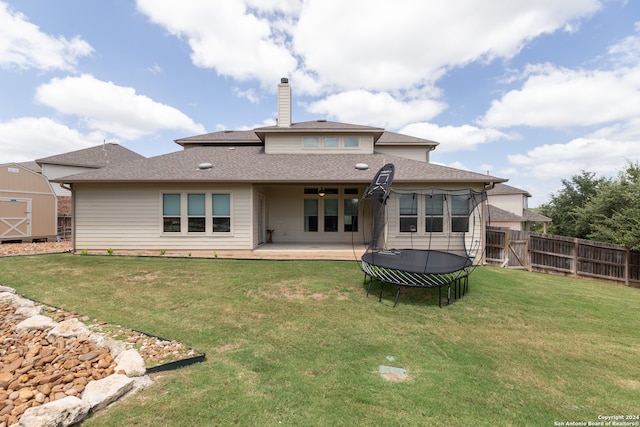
[362,249,472,275]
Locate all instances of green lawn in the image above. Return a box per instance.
[1,254,638,426]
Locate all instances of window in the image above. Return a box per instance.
[344,198,358,232]
[344,137,359,147]
[304,199,318,232]
[303,137,319,147]
[188,194,206,232]
[451,195,470,232]
[323,136,339,147]
[163,194,181,232]
[212,194,231,232]
[324,199,338,232]
[399,194,417,232]
[425,194,444,232]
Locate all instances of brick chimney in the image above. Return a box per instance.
[277,77,291,127]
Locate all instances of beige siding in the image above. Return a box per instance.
[74,183,254,251]
[264,133,374,154]
[489,193,524,216]
[375,146,430,163]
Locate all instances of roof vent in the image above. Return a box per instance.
[355,163,369,170]
[317,119,327,122]
[198,162,213,170]
[227,147,236,151]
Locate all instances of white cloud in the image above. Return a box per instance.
[306,91,446,129]
[0,117,105,163]
[507,137,640,180]
[136,0,602,95]
[35,74,205,140]
[608,21,640,66]
[399,122,513,152]
[136,0,298,88]
[0,2,92,71]
[480,64,640,128]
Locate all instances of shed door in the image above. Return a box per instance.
[0,198,31,238]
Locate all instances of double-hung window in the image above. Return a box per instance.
[425,194,444,232]
[451,195,470,232]
[399,193,418,232]
[163,194,181,232]
[188,194,206,232]
[212,194,231,232]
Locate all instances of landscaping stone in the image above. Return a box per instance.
[17,396,90,427]
[0,290,153,426]
[114,350,146,378]
[82,374,133,412]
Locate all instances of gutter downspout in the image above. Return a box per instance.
[59,183,75,253]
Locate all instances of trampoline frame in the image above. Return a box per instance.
[361,250,473,307]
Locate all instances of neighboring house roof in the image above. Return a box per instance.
[487,182,532,197]
[523,209,551,222]
[488,205,551,223]
[36,143,144,168]
[376,130,439,147]
[53,145,506,185]
[488,205,523,222]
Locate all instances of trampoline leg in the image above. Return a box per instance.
[438,286,442,308]
[393,286,401,307]
[447,286,451,305]
[365,274,372,297]
[378,282,384,302]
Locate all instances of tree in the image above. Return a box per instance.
[574,162,640,250]
[538,171,608,238]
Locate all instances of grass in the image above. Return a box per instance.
[1,254,639,426]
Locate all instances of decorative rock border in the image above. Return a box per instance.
[0,286,153,427]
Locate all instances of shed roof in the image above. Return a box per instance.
[36,143,144,168]
[53,145,506,185]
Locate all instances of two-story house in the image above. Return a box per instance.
[55,79,506,256]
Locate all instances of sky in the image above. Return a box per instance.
[1,0,639,206]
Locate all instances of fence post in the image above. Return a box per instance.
[573,238,578,277]
[625,247,630,287]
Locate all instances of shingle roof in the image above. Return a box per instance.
[487,205,551,223]
[376,131,439,146]
[175,130,262,146]
[523,209,552,222]
[36,143,144,168]
[487,183,532,197]
[53,145,506,185]
[488,205,524,222]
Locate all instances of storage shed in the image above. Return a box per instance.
[0,163,57,242]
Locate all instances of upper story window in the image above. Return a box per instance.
[302,136,360,149]
[344,137,359,148]
[303,137,319,147]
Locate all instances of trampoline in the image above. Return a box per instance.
[360,163,487,307]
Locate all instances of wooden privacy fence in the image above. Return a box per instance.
[486,226,640,287]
